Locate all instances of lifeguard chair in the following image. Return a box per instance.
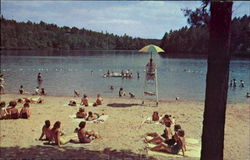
[142,58,159,106]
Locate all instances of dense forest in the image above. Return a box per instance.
[160,15,250,57]
[1,15,249,57]
[0,16,159,50]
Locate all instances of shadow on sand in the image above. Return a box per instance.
[0,146,156,160]
[107,103,141,108]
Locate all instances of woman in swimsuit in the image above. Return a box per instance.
[39,120,51,140]
[49,121,69,146]
[77,121,98,143]
[148,129,186,156]
[146,121,172,144]
[19,102,31,119]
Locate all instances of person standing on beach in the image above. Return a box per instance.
[37,73,43,81]
[19,85,24,94]
[0,74,5,94]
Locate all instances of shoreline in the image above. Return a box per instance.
[2,92,249,105]
[0,93,249,159]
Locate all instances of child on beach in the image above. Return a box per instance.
[119,88,126,97]
[81,94,89,106]
[19,85,24,94]
[76,108,87,119]
[93,94,103,106]
[40,88,46,95]
[39,120,51,141]
[19,102,31,119]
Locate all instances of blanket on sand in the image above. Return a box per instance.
[69,114,109,123]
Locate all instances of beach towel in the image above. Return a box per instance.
[69,114,109,123]
[146,137,201,158]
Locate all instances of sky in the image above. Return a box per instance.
[1,1,249,39]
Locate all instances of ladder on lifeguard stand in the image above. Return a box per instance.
[142,59,159,106]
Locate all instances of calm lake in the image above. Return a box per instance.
[1,50,249,103]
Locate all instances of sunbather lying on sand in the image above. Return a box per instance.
[39,120,51,141]
[145,121,172,144]
[86,112,99,121]
[147,129,186,157]
[76,108,87,119]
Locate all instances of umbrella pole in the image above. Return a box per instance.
[150,52,152,59]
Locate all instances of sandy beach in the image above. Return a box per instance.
[0,93,249,160]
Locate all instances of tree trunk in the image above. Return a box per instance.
[201,1,233,160]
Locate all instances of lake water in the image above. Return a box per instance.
[1,50,249,103]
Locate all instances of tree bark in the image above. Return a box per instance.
[201,1,233,160]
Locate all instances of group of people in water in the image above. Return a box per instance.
[229,79,245,88]
[39,120,99,146]
[0,100,31,119]
[104,69,140,79]
[145,112,186,156]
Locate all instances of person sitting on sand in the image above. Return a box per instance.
[93,94,103,106]
[49,121,69,147]
[19,102,31,119]
[81,94,89,106]
[119,88,126,97]
[0,101,8,119]
[165,124,182,146]
[19,85,24,94]
[39,120,51,141]
[76,121,99,143]
[152,111,160,121]
[76,108,87,119]
[147,129,186,157]
[6,101,19,119]
[40,88,46,95]
[145,121,173,144]
[86,112,98,121]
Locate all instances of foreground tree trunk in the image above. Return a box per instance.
[201,1,233,160]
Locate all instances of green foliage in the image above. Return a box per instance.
[0,17,160,50]
[160,15,250,57]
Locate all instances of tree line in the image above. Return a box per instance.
[0,16,159,50]
[160,15,250,57]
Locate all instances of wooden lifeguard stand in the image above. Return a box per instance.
[142,58,159,106]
